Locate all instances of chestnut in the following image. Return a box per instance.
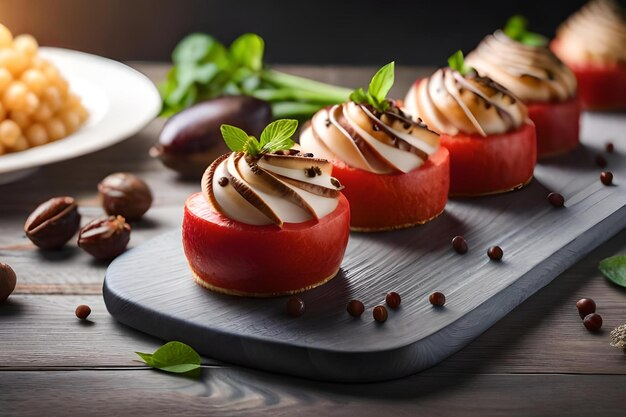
[151,96,272,178]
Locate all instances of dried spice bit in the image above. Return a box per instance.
[78,215,131,260]
[218,177,229,187]
[487,246,503,261]
[24,196,81,250]
[547,192,565,208]
[304,167,317,178]
[594,154,608,168]
[302,153,314,158]
[451,236,468,254]
[576,298,596,319]
[0,262,17,304]
[583,313,602,332]
[606,142,614,154]
[286,297,305,317]
[75,304,91,320]
[600,171,613,186]
[313,166,322,176]
[347,300,365,317]
[385,292,401,309]
[429,292,446,307]
[373,305,388,323]
[610,324,626,352]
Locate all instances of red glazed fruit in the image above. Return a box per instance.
[183,192,350,296]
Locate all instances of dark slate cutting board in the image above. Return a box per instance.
[104,113,626,382]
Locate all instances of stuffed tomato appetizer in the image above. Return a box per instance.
[466,16,580,157]
[404,51,537,196]
[183,119,349,297]
[552,0,626,110]
[299,62,449,232]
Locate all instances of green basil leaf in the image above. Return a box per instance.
[504,15,527,41]
[368,61,395,104]
[173,33,221,64]
[349,87,369,105]
[259,119,298,148]
[230,33,265,72]
[135,341,201,375]
[599,255,626,287]
[220,124,250,152]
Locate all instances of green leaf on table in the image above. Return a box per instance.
[230,33,265,72]
[599,255,626,287]
[447,50,473,75]
[220,124,250,152]
[135,341,201,375]
[503,15,548,47]
[349,62,395,112]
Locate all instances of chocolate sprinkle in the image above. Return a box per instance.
[218,177,229,187]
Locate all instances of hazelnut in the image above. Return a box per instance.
[78,215,131,260]
[98,173,152,221]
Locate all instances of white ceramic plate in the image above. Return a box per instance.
[0,47,161,182]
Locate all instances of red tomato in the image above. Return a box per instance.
[182,192,350,296]
[441,121,536,196]
[527,97,580,158]
[331,146,449,231]
[552,40,626,110]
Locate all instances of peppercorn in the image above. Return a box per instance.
[75,304,91,320]
[372,305,388,323]
[576,298,596,319]
[286,297,305,317]
[385,292,401,309]
[600,171,613,186]
[547,192,565,208]
[451,236,468,254]
[347,300,365,317]
[487,246,503,261]
[583,313,602,332]
[429,292,446,307]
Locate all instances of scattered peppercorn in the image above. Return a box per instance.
[583,313,602,332]
[600,171,613,186]
[451,236,468,254]
[594,154,608,168]
[218,177,229,187]
[547,192,565,208]
[487,246,503,261]
[429,292,446,307]
[286,297,305,317]
[347,300,365,317]
[385,292,401,309]
[75,304,91,320]
[606,142,614,154]
[373,305,388,323]
[576,298,596,319]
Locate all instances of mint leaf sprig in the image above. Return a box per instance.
[349,62,395,113]
[448,50,474,76]
[220,119,297,157]
[599,255,626,288]
[503,15,548,47]
[135,341,201,376]
[160,33,353,119]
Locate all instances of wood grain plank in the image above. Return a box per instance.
[1,370,625,417]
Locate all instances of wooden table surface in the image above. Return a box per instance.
[1,64,625,416]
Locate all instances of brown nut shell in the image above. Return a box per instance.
[98,173,153,221]
[0,262,17,303]
[24,196,81,249]
[78,215,131,260]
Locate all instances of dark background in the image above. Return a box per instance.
[0,0,587,65]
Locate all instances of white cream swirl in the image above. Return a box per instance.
[299,102,440,174]
[466,30,577,102]
[404,68,528,137]
[202,151,343,227]
[555,0,626,65]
